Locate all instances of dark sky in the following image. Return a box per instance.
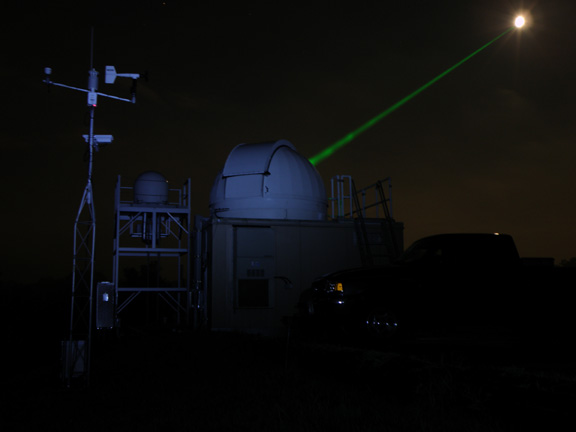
[3,0,576,283]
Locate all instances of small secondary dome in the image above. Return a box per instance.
[210,140,327,220]
[134,171,169,204]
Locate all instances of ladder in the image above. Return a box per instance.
[330,175,400,266]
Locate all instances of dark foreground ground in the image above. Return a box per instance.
[3,322,576,432]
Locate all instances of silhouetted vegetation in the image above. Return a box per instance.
[4,324,576,431]
[5,280,576,431]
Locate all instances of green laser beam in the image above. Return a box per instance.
[309,26,514,166]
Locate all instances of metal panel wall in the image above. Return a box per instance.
[204,218,388,335]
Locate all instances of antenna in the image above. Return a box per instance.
[46,28,143,387]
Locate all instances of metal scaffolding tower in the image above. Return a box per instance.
[44,32,142,386]
[112,175,193,328]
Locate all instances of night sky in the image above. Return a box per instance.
[3,0,576,284]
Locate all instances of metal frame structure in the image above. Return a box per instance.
[330,175,400,265]
[45,30,142,387]
[330,175,394,220]
[112,176,193,328]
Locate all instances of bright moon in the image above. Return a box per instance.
[515,16,526,28]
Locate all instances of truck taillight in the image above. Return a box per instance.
[327,282,343,292]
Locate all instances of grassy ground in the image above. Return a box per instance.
[3,326,576,432]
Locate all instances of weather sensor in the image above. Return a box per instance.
[45,30,144,387]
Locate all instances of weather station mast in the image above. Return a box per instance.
[44,34,143,387]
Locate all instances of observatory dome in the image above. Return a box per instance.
[210,140,327,220]
[133,171,169,205]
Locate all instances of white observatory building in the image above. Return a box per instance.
[209,140,327,221]
[193,140,403,335]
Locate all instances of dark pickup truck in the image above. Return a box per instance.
[297,233,574,340]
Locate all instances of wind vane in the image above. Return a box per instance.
[44,30,143,387]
